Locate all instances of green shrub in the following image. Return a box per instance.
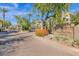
[55,36,60,41]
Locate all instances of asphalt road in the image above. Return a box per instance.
[0,31,79,56]
[6,32,79,56]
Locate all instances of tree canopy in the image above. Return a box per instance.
[34,3,71,33]
[15,15,30,30]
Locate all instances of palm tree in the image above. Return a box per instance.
[28,13,32,22]
[15,15,23,31]
[5,20,12,29]
[0,20,3,31]
[1,8,8,20]
[0,8,8,30]
[15,15,30,31]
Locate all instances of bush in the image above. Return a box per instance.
[72,39,79,48]
[35,29,48,37]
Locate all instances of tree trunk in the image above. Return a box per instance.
[3,11,5,30]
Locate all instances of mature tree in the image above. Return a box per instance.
[34,3,71,33]
[0,8,8,20]
[15,15,30,31]
[0,8,8,30]
[0,20,3,31]
[71,12,79,26]
[0,20,3,24]
[34,3,54,32]
[70,12,79,46]
[0,20,11,31]
[4,20,12,28]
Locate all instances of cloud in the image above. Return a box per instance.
[0,3,33,25]
[11,3,18,8]
[6,10,28,16]
[0,6,14,10]
[0,10,28,24]
[71,8,79,12]
[0,3,19,11]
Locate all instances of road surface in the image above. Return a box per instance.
[0,31,79,56]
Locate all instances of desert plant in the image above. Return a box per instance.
[72,39,79,48]
[55,36,60,41]
[55,35,69,42]
[35,29,48,37]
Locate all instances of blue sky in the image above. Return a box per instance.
[0,3,79,25]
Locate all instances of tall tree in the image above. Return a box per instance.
[0,20,3,31]
[34,4,53,30]
[34,3,70,33]
[4,20,12,29]
[0,20,11,31]
[0,8,8,20]
[15,15,30,31]
[0,8,8,30]
[71,12,79,26]
[28,13,32,22]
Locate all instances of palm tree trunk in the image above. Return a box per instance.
[3,11,5,30]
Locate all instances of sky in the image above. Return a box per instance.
[0,3,79,25]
